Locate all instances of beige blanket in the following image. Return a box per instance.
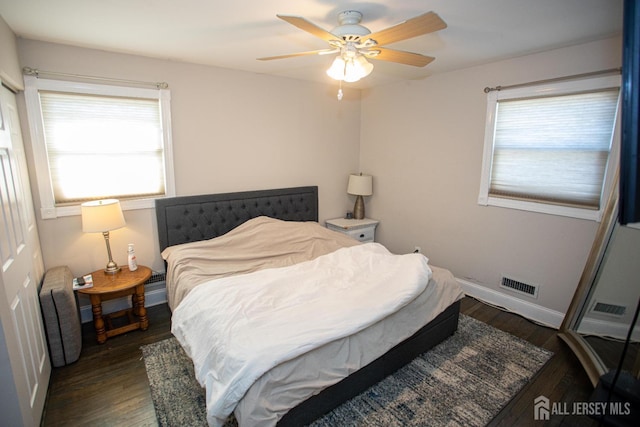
[161,216,360,310]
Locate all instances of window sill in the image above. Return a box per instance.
[478,196,602,221]
[41,197,160,219]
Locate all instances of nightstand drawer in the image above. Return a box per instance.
[325,218,379,243]
[345,227,375,242]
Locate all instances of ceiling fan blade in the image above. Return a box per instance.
[277,14,342,43]
[257,49,337,61]
[365,11,446,46]
[368,47,435,67]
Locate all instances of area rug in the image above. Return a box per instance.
[141,315,552,426]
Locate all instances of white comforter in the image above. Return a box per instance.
[171,243,432,427]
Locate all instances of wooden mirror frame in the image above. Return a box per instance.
[558,175,619,386]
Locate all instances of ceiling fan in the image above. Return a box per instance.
[258,10,447,84]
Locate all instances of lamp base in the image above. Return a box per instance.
[353,195,365,220]
[104,262,120,274]
[102,231,120,274]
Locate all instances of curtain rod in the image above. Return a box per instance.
[22,66,169,89]
[483,67,621,93]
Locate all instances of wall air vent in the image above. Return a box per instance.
[145,271,166,284]
[591,301,626,317]
[500,276,539,298]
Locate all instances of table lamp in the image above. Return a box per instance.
[81,199,126,274]
[347,173,373,219]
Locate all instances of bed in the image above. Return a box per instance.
[155,186,463,426]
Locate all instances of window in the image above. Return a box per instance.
[478,75,621,221]
[24,76,175,218]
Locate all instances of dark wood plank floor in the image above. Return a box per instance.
[42,304,173,427]
[41,297,599,426]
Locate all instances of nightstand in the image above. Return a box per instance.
[325,218,379,243]
[78,265,151,344]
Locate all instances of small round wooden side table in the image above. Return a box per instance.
[79,265,151,344]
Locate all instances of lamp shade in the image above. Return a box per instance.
[347,174,373,196]
[326,56,347,80]
[345,56,373,82]
[81,199,126,232]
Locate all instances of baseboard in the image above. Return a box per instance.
[456,277,565,329]
[579,316,640,341]
[79,282,167,323]
[78,277,635,340]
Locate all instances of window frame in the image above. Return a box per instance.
[478,75,621,221]
[24,76,175,219]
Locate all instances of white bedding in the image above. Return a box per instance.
[171,243,432,427]
[235,265,462,426]
[164,217,464,426]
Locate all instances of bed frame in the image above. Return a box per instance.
[155,186,460,426]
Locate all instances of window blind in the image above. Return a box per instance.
[39,91,166,204]
[490,89,619,209]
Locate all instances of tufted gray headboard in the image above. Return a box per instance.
[155,186,318,252]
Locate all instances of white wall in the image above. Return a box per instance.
[0,14,22,90]
[16,39,362,278]
[14,35,628,318]
[360,37,623,316]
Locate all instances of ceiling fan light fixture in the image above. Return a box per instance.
[343,62,361,82]
[355,55,374,76]
[326,54,373,82]
[344,55,373,82]
[326,56,347,80]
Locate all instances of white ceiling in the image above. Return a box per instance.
[0,0,624,88]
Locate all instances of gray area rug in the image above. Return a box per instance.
[141,315,552,426]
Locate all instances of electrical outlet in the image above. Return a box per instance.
[414,246,421,253]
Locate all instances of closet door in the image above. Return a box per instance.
[0,82,49,427]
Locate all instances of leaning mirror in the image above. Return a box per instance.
[559,178,640,386]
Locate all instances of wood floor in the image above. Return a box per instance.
[42,297,599,426]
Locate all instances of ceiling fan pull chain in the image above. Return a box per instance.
[337,80,344,101]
